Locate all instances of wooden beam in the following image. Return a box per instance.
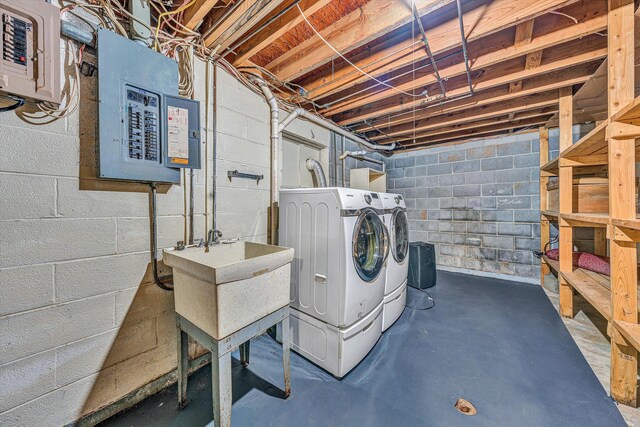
[369,91,559,140]
[349,61,600,131]
[509,19,538,93]
[299,0,589,100]
[182,0,223,30]
[264,0,454,81]
[325,33,606,117]
[540,126,551,285]
[387,109,556,143]
[232,0,332,64]
[203,0,287,52]
[558,86,574,319]
[327,36,606,119]
[397,114,553,147]
[608,0,637,407]
[398,127,540,151]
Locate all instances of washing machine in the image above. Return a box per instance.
[279,187,388,377]
[380,193,409,332]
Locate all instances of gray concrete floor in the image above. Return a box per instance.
[101,270,626,426]
[545,286,640,426]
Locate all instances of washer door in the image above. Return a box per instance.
[353,208,388,282]
[391,208,409,263]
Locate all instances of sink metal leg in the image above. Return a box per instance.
[240,340,250,366]
[177,328,189,409]
[280,316,291,398]
[212,351,232,427]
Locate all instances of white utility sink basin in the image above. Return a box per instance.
[164,241,294,339]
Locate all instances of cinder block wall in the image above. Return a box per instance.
[384,125,593,282]
[0,46,328,424]
[328,136,385,187]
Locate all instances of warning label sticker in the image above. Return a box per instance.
[167,106,189,161]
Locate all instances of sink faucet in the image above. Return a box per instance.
[205,229,222,252]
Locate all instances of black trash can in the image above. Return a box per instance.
[408,242,436,289]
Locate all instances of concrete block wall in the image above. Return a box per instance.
[328,135,385,187]
[0,40,329,424]
[384,125,593,282]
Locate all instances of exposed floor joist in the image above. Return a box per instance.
[175,0,610,149]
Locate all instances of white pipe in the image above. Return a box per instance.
[339,150,367,160]
[341,151,385,172]
[251,77,280,244]
[278,107,396,152]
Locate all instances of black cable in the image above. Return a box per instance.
[533,235,558,259]
[405,287,435,311]
[0,96,25,112]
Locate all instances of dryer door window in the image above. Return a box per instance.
[353,209,388,282]
[391,209,409,263]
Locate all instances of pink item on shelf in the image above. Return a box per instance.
[545,249,611,276]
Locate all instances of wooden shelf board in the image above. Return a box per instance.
[611,95,640,125]
[615,320,640,351]
[540,158,559,175]
[541,210,559,219]
[542,255,559,272]
[561,268,611,321]
[612,217,640,231]
[560,212,610,227]
[560,119,609,160]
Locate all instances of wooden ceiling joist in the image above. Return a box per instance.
[509,19,541,93]
[323,30,606,119]
[185,0,610,148]
[351,64,596,134]
[203,0,287,52]
[389,109,557,143]
[263,0,455,82]
[182,0,225,30]
[399,114,555,148]
[232,0,333,64]
[370,90,561,139]
[344,43,605,129]
[293,0,586,101]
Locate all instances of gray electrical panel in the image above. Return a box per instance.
[0,0,61,104]
[97,29,200,183]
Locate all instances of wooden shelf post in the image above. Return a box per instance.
[608,0,638,407]
[539,127,551,286]
[558,87,575,318]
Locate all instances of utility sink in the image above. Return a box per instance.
[164,242,294,340]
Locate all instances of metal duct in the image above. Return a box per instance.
[306,158,327,188]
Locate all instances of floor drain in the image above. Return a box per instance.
[454,398,477,416]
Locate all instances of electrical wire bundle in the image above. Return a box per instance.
[15,0,385,143]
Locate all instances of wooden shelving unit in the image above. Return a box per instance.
[560,268,611,321]
[539,0,640,407]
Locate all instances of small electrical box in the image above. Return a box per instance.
[165,95,200,169]
[0,0,60,104]
[98,29,200,183]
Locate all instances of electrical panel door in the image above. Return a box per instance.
[0,0,60,103]
[165,94,200,169]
